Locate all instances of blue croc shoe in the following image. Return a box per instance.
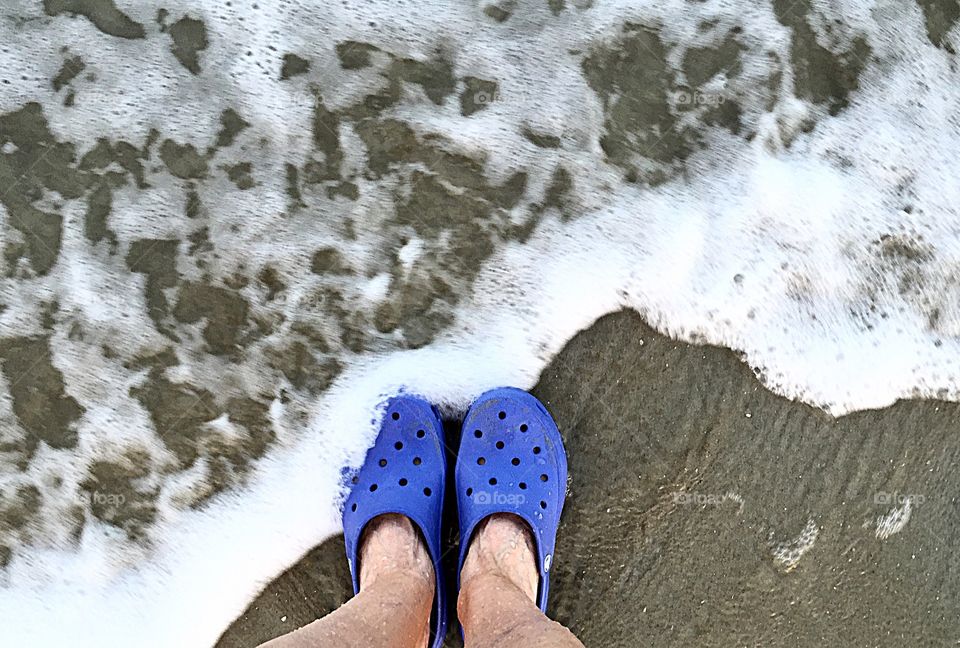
[342,395,447,648]
[456,387,568,613]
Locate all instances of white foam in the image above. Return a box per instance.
[1,0,960,645]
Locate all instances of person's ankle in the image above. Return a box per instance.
[459,513,539,602]
[357,514,433,648]
[358,513,434,592]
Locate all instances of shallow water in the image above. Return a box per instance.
[221,311,960,647]
[1,0,959,645]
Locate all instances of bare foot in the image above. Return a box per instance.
[358,514,434,648]
[459,513,538,601]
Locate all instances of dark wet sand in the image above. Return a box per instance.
[218,310,960,647]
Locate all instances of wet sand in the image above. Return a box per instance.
[218,310,960,647]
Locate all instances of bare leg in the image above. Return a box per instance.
[458,514,584,648]
[259,514,433,648]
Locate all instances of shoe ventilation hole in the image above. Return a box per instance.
[477,457,486,466]
[466,487,473,496]
[533,446,541,454]
[399,478,408,486]
[498,411,506,419]
[395,441,403,450]
[489,477,498,485]
[392,412,400,420]
[519,482,527,489]
[379,459,387,467]
[413,457,422,466]
[511,457,520,466]
[520,424,528,432]
[350,503,357,512]
[370,484,378,492]
[423,487,432,496]
[496,441,505,449]
[540,474,548,482]
[540,501,547,509]
[474,430,483,438]
[351,476,359,484]
[416,429,425,438]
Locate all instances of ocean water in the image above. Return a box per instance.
[0,0,959,645]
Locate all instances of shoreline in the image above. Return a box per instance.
[219,310,960,646]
